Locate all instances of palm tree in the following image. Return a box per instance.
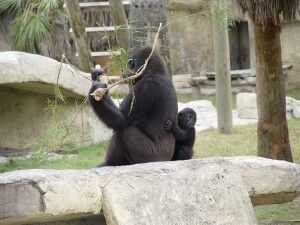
[234,0,299,162]
[0,0,63,54]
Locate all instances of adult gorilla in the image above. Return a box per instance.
[88,46,178,166]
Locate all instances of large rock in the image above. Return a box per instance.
[0,51,112,150]
[1,156,300,225]
[236,93,258,119]
[236,93,300,119]
[0,51,90,98]
[228,157,300,205]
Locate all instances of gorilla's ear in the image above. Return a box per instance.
[128,59,135,69]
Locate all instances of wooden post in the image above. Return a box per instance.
[248,19,256,78]
[65,0,94,73]
[108,0,130,50]
[212,0,233,134]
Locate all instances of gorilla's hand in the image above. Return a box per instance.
[164,119,173,132]
[90,81,107,91]
[91,68,104,81]
[89,81,108,101]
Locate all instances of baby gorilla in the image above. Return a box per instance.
[164,108,197,160]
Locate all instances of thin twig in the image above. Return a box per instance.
[63,56,93,82]
[91,23,163,100]
[56,98,88,148]
[161,11,209,30]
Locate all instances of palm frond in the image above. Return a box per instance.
[25,14,53,52]
[10,16,26,50]
[11,13,52,53]
[39,0,60,13]
[0,0,22,13]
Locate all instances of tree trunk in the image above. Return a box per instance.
[212,0,233,134]
[65,0,94,73]
[254,22,293,162]
[108,0,130,50]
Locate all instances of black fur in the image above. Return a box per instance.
[164,108,197,160]
[88,47,178,166]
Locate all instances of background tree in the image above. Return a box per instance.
[108,0,130,51]
[234,0,299,162]
[64,0,93,72]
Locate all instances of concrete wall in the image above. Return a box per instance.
[165,0,214,76]
[281,22,300,88]
[165,0,300,89]
[0,87,112,150]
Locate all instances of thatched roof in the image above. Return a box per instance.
[234,0,300,26]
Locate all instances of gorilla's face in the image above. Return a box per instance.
[178,108,197,129]
[122,56,143,83]
[122,46,166,83]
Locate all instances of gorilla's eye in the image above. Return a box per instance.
[128,59,135,69]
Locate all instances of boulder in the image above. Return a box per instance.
[0,51,90,98]
[228,156,300,205]
[0,51,112,150]
[236,93,258,119]
[1,156,300,225]
[236,93,300,119]
[292,98,300,118]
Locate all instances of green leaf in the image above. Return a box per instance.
[13,13,53,53]
[39,0,60,13]
[10,16,26,50]
[0,0,22,13]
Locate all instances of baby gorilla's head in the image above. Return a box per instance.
[178,108,197,129]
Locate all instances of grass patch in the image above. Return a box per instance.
[195,118,300,164]
[254,201,300,225]
[286,87,300,100]
[0,142,108,173]
[194,123,257,159]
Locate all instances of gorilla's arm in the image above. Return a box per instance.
[88,81,129,131]
[164,120,193,141]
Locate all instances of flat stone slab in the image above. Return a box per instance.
[1,156,300,224]
[0,51,90,98]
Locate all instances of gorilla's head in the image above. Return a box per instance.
[124,46,169,83]
[178,108,197,129]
